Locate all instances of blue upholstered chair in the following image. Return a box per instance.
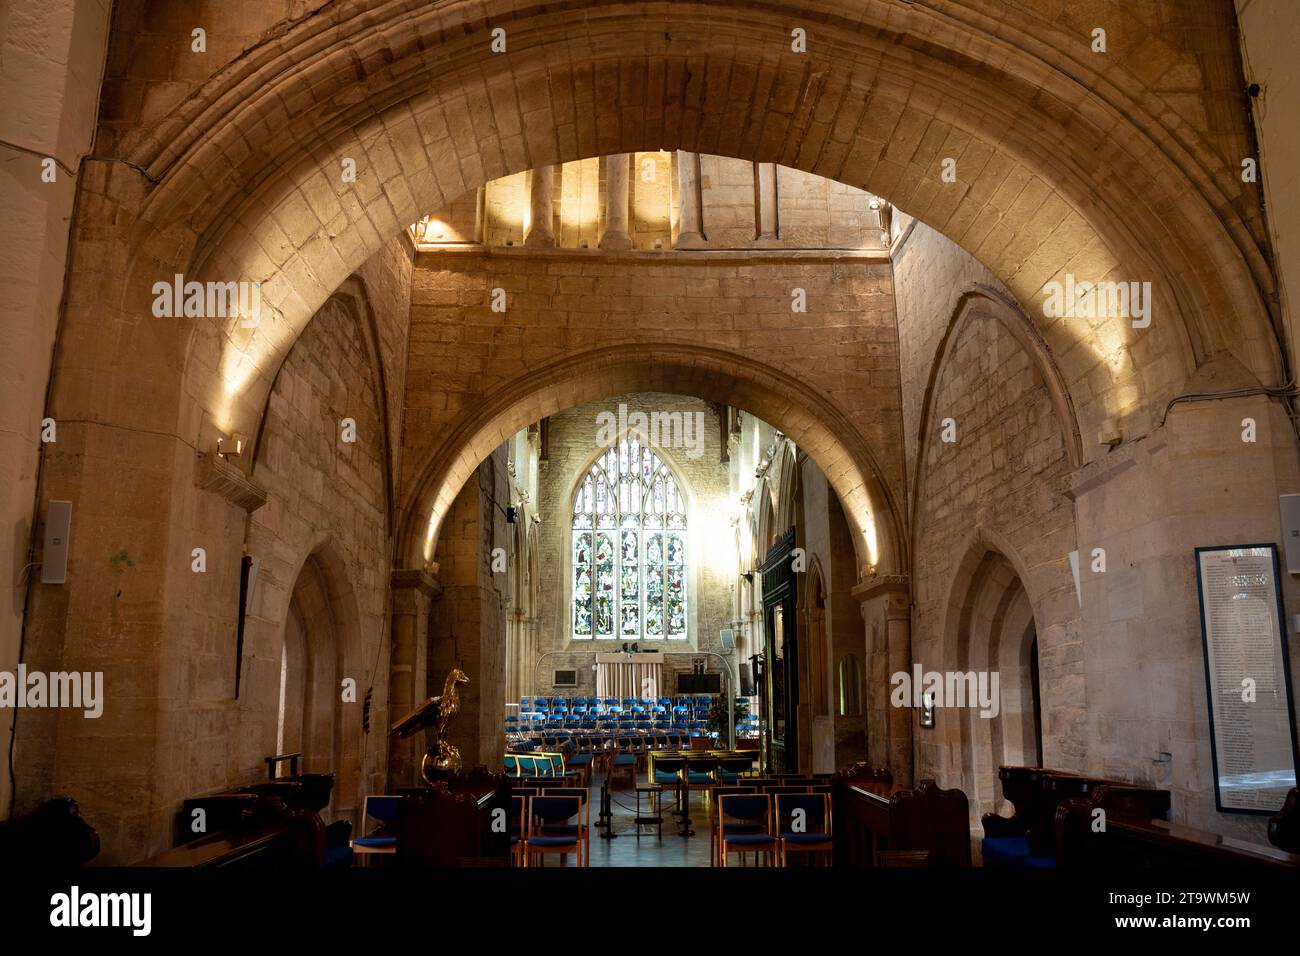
[524,795,585,867]
[717,793,776,866]
[980,836,1055,867]
[775,792,833,866]
[709,785,758,864]
[352,795,401,855]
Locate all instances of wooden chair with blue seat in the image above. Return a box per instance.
[609,736,638,788]
[775,792,833,866]
[509,794,528,866]
[717,793,776,866]
[709,785,758,865]
[683,754,719,814]
[524,795,585,867]
[351,795,401,863]
[538,787,590,866]
[651,753,687,820]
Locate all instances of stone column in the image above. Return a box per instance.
[854,574,913,785]
[473,186,486,244]
[388,569,441,789]
[599,153,634,250]
[755,162,781,246]
[524,165,555,248]
[674,150,706,248]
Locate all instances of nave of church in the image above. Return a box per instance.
[4,2,1300,925]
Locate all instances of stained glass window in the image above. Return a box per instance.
[572,435,688,640]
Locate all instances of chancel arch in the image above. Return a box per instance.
[397,345,907,584]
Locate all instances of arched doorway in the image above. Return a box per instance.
[275,546,360,821]
[947,547,1045,817]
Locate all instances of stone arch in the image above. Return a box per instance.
[756,483,778,560]
[400,344,905,580]
[249,275,398,534]
[279,538,366,819]
[112,1,1281,483]
[804,556,830,719]
[909,284,1080,607]
[774,439,802,537]
[939,528,1046,816]
[911,286,1083,542]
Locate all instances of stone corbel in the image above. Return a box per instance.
[852,572,909,605]
[197,452,267,513]
[391,568,442,601]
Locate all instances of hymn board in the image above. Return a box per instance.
[1194,544,1300,813]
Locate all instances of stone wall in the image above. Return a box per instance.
[530,394,735,699]
[0,0,112,819]
[401,246,904,533]
[430,447,509,770]
[894,220,1300,837]
[242,284,394,827]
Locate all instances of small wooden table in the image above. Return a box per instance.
[635,785,664,840]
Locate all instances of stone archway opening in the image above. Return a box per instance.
[397,345,907,584]
[950,547,1043,818]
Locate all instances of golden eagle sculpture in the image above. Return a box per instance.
[389,667,471,784]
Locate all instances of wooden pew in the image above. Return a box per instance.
[145,793,325,866]
[1057,786,1300,867]
[982,765,1168,866]
[834,777,971,866]
[0,797,100,866]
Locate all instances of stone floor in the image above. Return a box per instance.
[586,782,714,868]
[525,780,792,868]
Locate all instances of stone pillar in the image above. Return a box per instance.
[854,574,913,785]
[388,569,441,788]
[674,150,706,248]
[755,162,781,246]
[524,165,555,248]
[473,186,486,244]
[599,153,634,250]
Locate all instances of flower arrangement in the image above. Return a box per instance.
[705,697,750,737]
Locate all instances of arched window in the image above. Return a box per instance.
[572,435,688,640]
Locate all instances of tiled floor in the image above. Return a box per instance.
[587,782,715,867]
[522,781,719,867]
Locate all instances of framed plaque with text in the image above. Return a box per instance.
[1194,544,1300,813]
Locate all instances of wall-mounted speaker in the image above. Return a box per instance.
[739,663,757,696]
[40,500,72,584]
[719,627,735,651]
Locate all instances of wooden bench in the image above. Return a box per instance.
[145,792,326,866]
[835,777,971,866]
[1057,785,1300,867]
[982,765,1168,867]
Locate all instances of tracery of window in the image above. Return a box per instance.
[572,436,687,640]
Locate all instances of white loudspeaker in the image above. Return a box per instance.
[719,628,735,651]
[41,500,73,584]
[1281,495,1300,574]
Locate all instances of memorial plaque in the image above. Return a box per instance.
[1194,544,1300,813]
